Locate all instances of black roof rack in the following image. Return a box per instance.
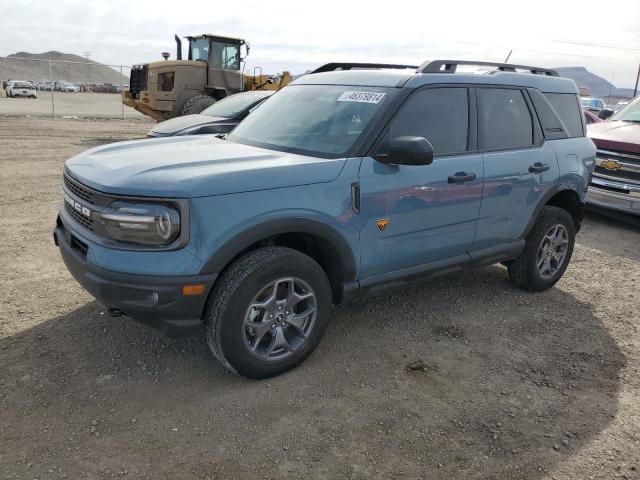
[311,62,419,74]
[418,60,558,77]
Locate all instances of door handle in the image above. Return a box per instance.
[448,172,476,184]
[529,162,550,173]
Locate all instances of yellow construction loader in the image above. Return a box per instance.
[123,34,291,120]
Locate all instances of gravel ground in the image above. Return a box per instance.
[0,116,639,479]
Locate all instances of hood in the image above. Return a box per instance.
[151,114,228,135]
[587,121,640,153]
[65,136,346,198]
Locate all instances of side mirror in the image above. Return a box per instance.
[598,108,614,120]
[373,136,434,166]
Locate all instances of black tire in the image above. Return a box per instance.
[181,95,216,116]
[508,206,575,291]
[204,247,333,379]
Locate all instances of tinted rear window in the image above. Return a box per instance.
[544,93,584,138]
[478,88,533,150]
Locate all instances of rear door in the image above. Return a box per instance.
[473,87,559,251]
[358,86,484,278]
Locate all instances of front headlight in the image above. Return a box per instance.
[99,201,180,245]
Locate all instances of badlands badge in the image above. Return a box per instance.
[376,218,390,232]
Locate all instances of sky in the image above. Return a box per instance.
[1,0,639,88]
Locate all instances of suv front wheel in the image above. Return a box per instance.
[204,247,333,379]
[507,206,576,291]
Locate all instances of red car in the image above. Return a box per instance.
[584,110,602,125]
[586,96,640,216]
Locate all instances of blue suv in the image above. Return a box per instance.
[54,60,595,378]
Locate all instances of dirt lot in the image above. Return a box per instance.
[0,116,639,480]
[0,92,144,118]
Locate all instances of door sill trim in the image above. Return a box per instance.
[348,240,525,301]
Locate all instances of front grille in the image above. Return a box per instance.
[595,148,640,184]
[64,174,94,204]
[64,201,94,231]
[592,183,630,195]
[594,166,640,183]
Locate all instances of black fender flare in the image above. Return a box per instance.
[200,217,358,283]
[521,185,583,238]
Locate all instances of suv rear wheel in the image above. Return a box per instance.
[507,206,575,291]
[204,247,333,379]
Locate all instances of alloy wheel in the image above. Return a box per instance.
[536,224,569,279]
[242,277,317,361]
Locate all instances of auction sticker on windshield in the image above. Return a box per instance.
[337,91,386,104]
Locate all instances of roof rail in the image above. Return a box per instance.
[311,62,419,74]
[418,60,558,77]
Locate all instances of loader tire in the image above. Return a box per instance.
[181,95,216,116]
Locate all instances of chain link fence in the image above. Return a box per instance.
[0,56,145,119]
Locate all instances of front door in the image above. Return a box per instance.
[358,87,483,278]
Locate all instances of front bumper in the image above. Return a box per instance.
[53,218,218,337]
[586,177,640,216]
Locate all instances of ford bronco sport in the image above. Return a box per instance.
[54,60,595,378]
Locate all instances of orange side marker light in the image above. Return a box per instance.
[182,284,205,296]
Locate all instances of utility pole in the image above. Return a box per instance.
[48,59,55,118]
[83,52,91,86]
[634,62,640,98]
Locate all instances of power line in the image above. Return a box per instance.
[551,40,640,52]
[454,40,638,61]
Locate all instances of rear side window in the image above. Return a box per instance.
[544,93,584,138]
[478,88,533,150]
[389,87,469,156]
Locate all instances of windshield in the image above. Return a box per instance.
[228,85,395,157]
[201,91,271,118]
[13,82,32,88]
[611,96,640,122]
[581,98,601,107]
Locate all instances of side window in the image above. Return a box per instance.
[544,93,584,137]
[478,88,534,150]
[389,88,468,156]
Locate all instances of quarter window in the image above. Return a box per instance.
[478,88,534,150]
[544,93,584,138]
[389,88,469,155]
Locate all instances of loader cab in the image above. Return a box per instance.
[187,34,246,95]
[187,35,246,70]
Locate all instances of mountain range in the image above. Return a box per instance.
[555,67,634,98]
[0,51,127,85]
